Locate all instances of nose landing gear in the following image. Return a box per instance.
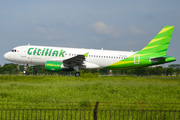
[23,64,28,74]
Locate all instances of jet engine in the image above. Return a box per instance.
[45,61,73,71]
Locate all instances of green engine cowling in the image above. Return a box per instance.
[45,61,63,71]
[45,61,74,71]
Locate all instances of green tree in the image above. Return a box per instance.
[125,69,136,75]
[19,65,25,72]
[3,65,14,74]
[169,64,180,76]
[166,67,175,76]
[176,67,180,76]
[134,67,148,76]
[0,66,4,74]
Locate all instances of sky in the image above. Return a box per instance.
[1,0,180,67]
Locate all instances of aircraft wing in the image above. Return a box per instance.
[63,55,85,67]
[50,55,85,67]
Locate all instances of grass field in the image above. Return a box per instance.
[0,75,180,110]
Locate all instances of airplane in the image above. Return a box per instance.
[4,26,176,77]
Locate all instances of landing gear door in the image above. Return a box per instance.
[21,48,26,57]
[134,54,140,64]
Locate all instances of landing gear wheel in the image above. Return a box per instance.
[75,72,80,77]
[23,70,27,74]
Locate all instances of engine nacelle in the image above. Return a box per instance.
[45,61,73,71]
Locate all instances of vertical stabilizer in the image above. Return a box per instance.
[138,26,174,56]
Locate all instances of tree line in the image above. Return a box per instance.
[0,63,180,76]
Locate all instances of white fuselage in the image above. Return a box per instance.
[4,45,136,69]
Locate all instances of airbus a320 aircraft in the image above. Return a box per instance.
[4,26,176,77]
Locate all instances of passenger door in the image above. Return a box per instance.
[21,48,26,57]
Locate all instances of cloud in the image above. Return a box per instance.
[92,22,145,37]
[92,36,101,42]
[125,41,134,46]
[31,20,37,24]
[32,27,67,40]
[92,22,118,37]
[66,22,72,27]
[35,27,56,33]
[129,26,146,35]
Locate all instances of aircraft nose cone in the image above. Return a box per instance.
[4,52,10,60]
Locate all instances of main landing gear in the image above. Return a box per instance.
[75,72,80,77]
[73,66,80,77]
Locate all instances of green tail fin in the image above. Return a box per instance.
[138,26,174,56]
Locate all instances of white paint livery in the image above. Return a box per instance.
[4,45,135,68]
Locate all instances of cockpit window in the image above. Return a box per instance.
[12,49,16,52]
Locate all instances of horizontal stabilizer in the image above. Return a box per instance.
[150,57,166,63]
[150,55,175,63]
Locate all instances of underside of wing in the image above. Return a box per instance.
[63,55,85,67]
